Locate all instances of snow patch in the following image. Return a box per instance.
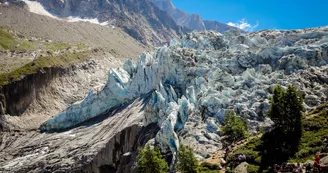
[22,0,58,19]
[66,16,109,26]
[22,0,109,27]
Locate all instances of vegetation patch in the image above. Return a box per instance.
[228,101,328,172]
[45,42,72,51]
[16,41,37,51]
[198,162,220,173]
[0,52,89,85]
[0,27,18,50]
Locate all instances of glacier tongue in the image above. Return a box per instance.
[41,27,328,160]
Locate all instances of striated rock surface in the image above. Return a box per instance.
[2,27,328,172]
[0,98,158,173]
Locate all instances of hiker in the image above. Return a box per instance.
[314,153,322,172]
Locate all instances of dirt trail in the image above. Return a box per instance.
[203,135,262,172]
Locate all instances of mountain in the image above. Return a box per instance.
[2,25,328,172]
[2,0,237,46]
[150,0,238,33]
[32,0,187,46]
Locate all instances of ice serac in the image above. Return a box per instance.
[42,27,328,162]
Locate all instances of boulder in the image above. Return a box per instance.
[234,162,249,173]
[320,156,328,172]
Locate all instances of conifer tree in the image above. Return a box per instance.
[222,111,249,142]
[137,144,168,173]
[176,145,199,173]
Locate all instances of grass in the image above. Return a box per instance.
[45,42,72,51]
[16,41,36,51]
[198,162,221,173]
[0,52,89,85]
[0,27,91,85]
[291,109,328,162]
[0,27,18,50]
[227,102,328,172]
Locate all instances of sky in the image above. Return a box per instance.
[171,0,327,31]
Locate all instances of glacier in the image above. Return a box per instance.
[41,27,328,161]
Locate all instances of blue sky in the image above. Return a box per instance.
[171,0,327,31]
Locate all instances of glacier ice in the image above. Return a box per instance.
[41,27,328,161]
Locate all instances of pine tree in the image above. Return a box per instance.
[268,85,304,135]
[267,85,304,150]
[137,144,169,173]
[221,111,249,142]
[176,145,199,173]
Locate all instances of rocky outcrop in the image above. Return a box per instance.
[33,0,186,46]
[150,0,238,33]
[234,162,249,173]
[0,67,66,117]
[0,98,158,173]
[320,156,328,172]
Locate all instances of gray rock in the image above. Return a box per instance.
[234,162,249,173]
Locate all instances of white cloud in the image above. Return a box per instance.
[227,18,259,32]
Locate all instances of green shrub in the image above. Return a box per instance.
[199,162,220,170]
[227,150,259,165]
[309,139,323,147]
[303,119,324,131]
[247,164,260,173]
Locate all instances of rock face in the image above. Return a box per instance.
[150,0,238,33]
[2,27,328,172]
[34,0,186,46]
[0,67,67,117]
[0,98,158,173]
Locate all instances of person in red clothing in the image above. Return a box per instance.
[314,153,322,172]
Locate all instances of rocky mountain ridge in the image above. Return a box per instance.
[34,0,187,46]
[150,0,238,33]
[3,0,239,46]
